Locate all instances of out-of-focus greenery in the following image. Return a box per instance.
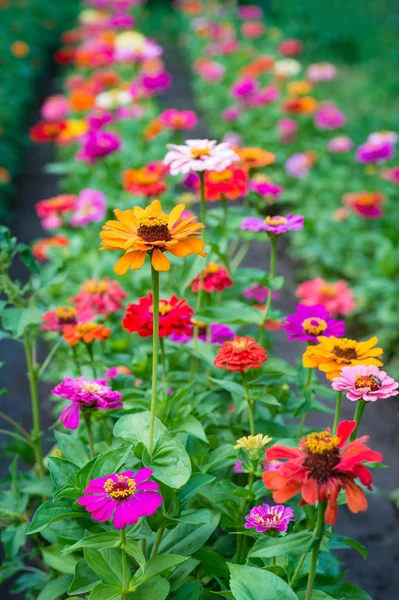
[0,0,78,219]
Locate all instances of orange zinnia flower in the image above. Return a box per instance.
[123,162,167,198]
[69,90,95,112]
[282,96,318,114]
[63,322,111,346]
[303,336,383,380]
[214,336,267,372]
[144,118,163,141]
[235,147,275,171]
[100,199,206,274]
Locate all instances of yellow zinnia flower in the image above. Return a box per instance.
[234,434,272,450]
[303,336,383,381]
[100,199,206,274]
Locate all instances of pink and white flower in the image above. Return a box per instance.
[332,365,399,402]
[163,139,239,175]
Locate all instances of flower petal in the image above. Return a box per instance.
[151,249,170,271]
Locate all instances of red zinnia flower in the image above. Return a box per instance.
[30,120,66,143]
[190,262,233,293]
[123,293,194,338]
[214,336,267,372]
[195,165,248,201]
[263,420,383,525]
[122,161,167,198]
[32,236,69,261]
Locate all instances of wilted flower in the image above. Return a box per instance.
[332,365,398,402]
[245,504,294,534]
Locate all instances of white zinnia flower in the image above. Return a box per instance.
[163,139,239,176]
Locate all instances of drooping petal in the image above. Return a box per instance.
[301,477,319,505]
[167,238,206,257]
[114,251,146,275]
[59,403,80,429]
[344,479,368,513]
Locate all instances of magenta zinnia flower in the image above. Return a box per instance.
[332,365,399,402]
[52,377,123,429]
[77,129,122,164]
[78,468,163,529]
[244,504,294,534]
[241,214,304,235]
[281,304,345,342]
[314,104,346,130]
[356,139,395,164]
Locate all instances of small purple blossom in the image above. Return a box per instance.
[241,214,304,235]
[70,189,107,227]
[281,304,346,342]
[233,460,243,474]
[285,153,313,178]
[249,178,283,198]
[77,129,122,164]
[171,323,235,345]
[244,504,294,534]
[52,377,123,429]
[356,139,395,164]
[141,71,172,94]
[231,77,259,103]
[244,285,274,303]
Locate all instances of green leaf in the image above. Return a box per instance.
[89,446,132,480]
[328,533,368,559]
[37,574,73,600]
[1,522,28,559]
[130,576,170,599]
[132,554,189,586]
[68,558,99,595]
[65,532,121,554]
[321,583,373,599]
[54,431,90,467]
[47,457,79,490]
[1,307,42,338]
[297,592,334,600]
[172,416,208,443]
[209,377,245,396]
[84,548,123,587]
[158,512,220,556]
[249,532,315,558]
[41,544,77,574]
[179,473,216,506]
[27,498,84,534]
[228,563,298,600]
[114,412,191,489]
[89,583,122,600]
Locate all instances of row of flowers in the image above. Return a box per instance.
[176,0,399,359]
[0,1,395,600]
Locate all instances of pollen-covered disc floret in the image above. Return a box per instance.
[104,475,136,500]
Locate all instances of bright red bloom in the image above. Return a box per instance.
[32,236,69,262]
[190,263,233,293]
[195,165,248,201]
[71,277,127,319]
[263,420,383,525]
[54,47,76,64]
[35,194,77,218]
[30,120,66,143]
[123,293,194,338]
[214,336,267,372]
[123,162,168,198]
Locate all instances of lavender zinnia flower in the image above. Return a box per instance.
[245,504,294,534]
[281,304,346,342]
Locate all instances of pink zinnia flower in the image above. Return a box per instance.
[70,188,107,227]
[198,61,225,83]
[231,77,259,104]
[278,39,302,57]
[356,138,395,163]
[241,214,304,235]
[222,106,242,122]
[314,104,346,130]
[278,118,298,143]
[306,62,337,82]
[141,71,172,94]
[72,277,127,319]
[105,366,133,380]
[52,377,123,429]
[243,285,273,303]
[327,135,353,153]
[78,468,163,529]
[237,5,263,20]
[285,152,314,178]
[41,306,80,333]
[163,139,239,175]
[244,504,294,534]
[332,365,398,402]
[241,21,265,39]
[281,304,345,342]
[343,191,385,219]
[159,109,198,131]
[254,85,280,106]
[296,277,355,316]
[41,95,69,122]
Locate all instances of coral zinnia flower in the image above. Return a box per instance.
[343,191,385,219]
[123,161,167,198]
[214,336,267,372]
[245,504,294,534]
[296,277,355,317]
[281,304,345,342]
[100,199,206,274]
[123,293,194,338]
[263,420,383,525]
[331,365,398,402]
[41,306,79,333]
[52,377,123,429]
[195,165,248,201]
[71,277,127,319]
[63,322,111,346]
[78,468,163,529]
[35,194,76,219]
[32,236,69,262]
[190,263,233,293]
[235,147,275,171]
[303,336,383,381]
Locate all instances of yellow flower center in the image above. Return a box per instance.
[208,169,232,183]
[192,318,206,328]
[304,431,340,455]
[76,323,98,334]
[104,475,136,500]
[134,170,159,185]
[206,262,220,274]
[354,374,381,391]
[149,300,173,316]
[302,317,327,336]
[82,382,107,393]
[55,306,76,319]
[265,216,286,226]
[84,279,109,294]
[191,146,211,158]
[320,284,337,298]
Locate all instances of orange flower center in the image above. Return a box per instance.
[191,146,211,158]
[84,279,109,294]
[104,475,136,500]
[231,337,249,350]
[320,284,336,298]
[302,317,327,336]
[208,169,232,183]
[265,216,286,226]
[76,323,98,335]
[134,170,159,185]
[137,214,172,243]
[170,114,186,126]
[354,374,381,391]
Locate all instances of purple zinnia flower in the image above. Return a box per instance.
[77,129,122,164]
[281,304,345,342]
[241,214,304,235]
[78,468,163,529]
[244,504,294,534]
[52,377,123,429]
[141,71,172,94]
[249,177,283,198]
[356,139,395,164]
[70,188,106,227]
[233,460,243,474]
[171,323,235,345]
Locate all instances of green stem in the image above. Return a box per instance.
[258,235,278,345]
[121,528,129,600]
[149,266,160,456]
[231,241,251,270]
[221,194,228,229]
[83,412,95,459]
[332,391,343,434]
[86,343,97,378]
[242,373,255,435]
[289,552,308,588]
[298,368,313,437]
[150,526,165,558]
[271,556,276,566]
[305,501,326,600]
[159,337,167,388]
[298,413,307,438]
[350,399,367,441]
[72,345,82,376]
[38,337,62,378]
[103,417,111,447]
[23,332,44,477]
[199,170,206,233]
